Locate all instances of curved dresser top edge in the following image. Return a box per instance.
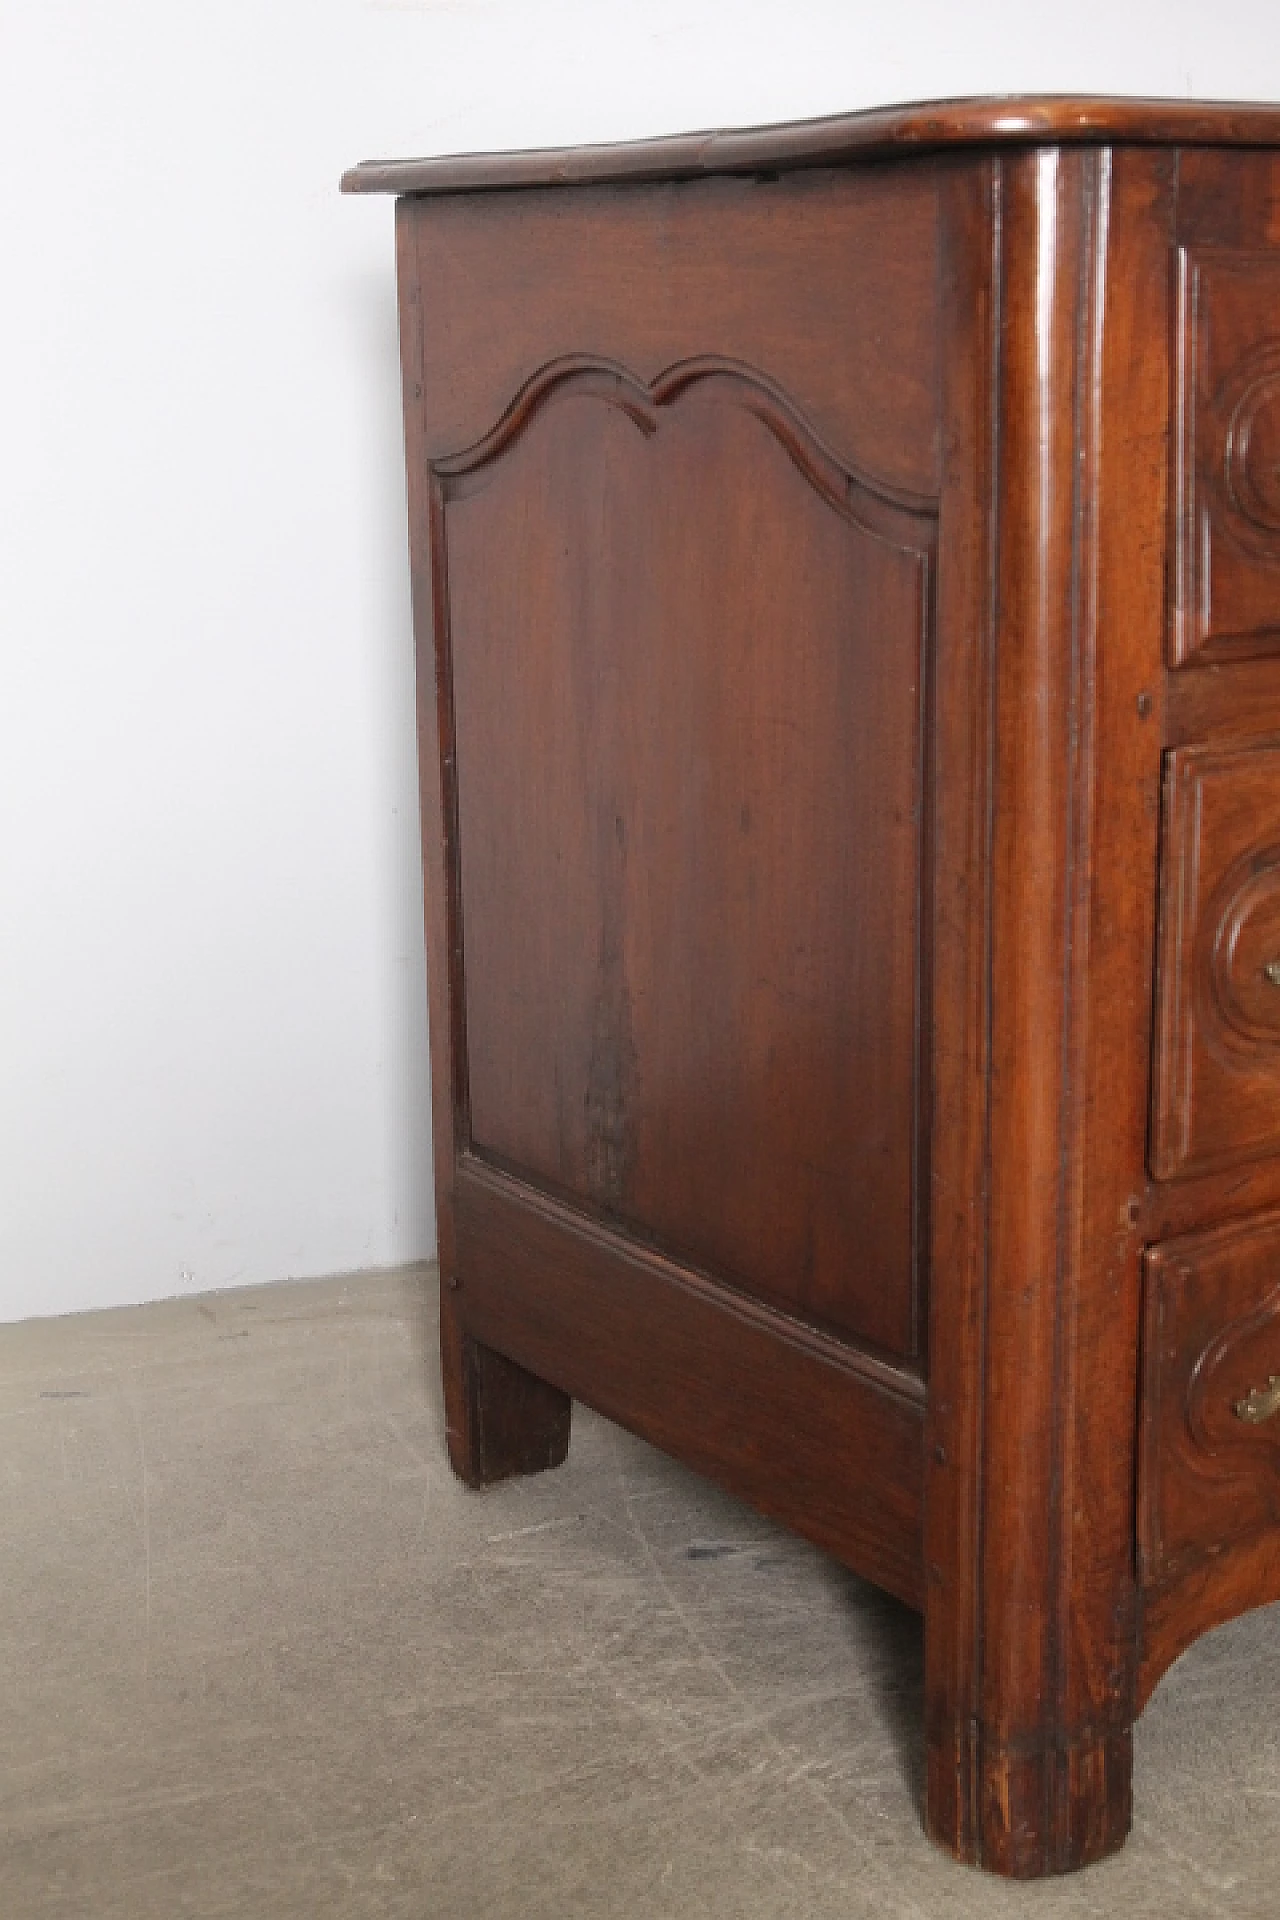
[341,93,1280,197]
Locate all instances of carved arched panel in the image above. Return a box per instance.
[433,359,936,1362]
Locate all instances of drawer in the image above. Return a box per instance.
[1174,247,1280,667]
[1152,742,1280,1178]
[1141,1212,1280,1586]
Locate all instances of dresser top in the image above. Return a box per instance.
[342,94,1280,198]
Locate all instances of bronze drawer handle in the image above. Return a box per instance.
[1264,959,1280,985]
[1235,1374,1280,1423]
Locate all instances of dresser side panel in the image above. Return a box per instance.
[406,171,942,1368]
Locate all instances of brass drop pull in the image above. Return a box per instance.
[1235,1374,1280,1424]
[1264,959,1280,986]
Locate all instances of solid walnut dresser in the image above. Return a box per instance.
[344,97,1280,1876]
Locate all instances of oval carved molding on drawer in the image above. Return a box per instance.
[1141,1213,1280,1587]
[1223,344,1280,549]
[1184,1279,1280,1458]
[1175,251,1280,665]
[1152,742,1280,1178]
[1205,844,1280,1052]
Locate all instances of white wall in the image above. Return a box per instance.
[1,1,1278,1323]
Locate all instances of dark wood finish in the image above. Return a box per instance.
[1146,144,1280,1242]
[1152,743,1280,1179]
[350,98,1280,1879]
[1176,144,1280,251]
[456,1158,926,1605]
[342,95,1280,199]
[404,162,942,1377]
[1166,657,1280,746]
[1137,1212,1280,1708]
[919,154,1002,1870]
[1139,1528,1280,1710]
[440,1310,572,1488]
[446,364,933,1360]
[1175,247,1280,666]
[1141,1211,1280,1586]
[924,146,1174,1877]
[1143,1153,1280,1241]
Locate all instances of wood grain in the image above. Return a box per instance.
[1174,247,1280,666]
[444,360,934,1359]
[1141,1212,1280,1588]
[405,168,941,496]
[361,106,1280,1879]
[455,1157,926,1606]
[1152,743,1280,1179]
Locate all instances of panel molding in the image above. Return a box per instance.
[1152,742,1280,1179]
[1174,248,1280,666]
[1141,1216,1280,1594]
[428,351,938,1357]
[1204,842,1280,1057]
[1186,1277,1280,1466]
[430,352,939,549]
[453,1153,928,1607]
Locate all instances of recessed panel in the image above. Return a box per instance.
[441,365,934,1362]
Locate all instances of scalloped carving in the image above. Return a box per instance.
[431,353,937,555]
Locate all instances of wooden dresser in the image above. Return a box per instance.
[344,97,1280,1877]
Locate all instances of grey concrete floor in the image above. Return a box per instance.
[1,1266,1277,1918]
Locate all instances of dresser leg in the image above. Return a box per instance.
[923,1708,1132,1877]
[439,1284,572,1487]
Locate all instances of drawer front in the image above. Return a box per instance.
[1152,742,1280,1178]
[1174,247,1280,667]
[1141,1212,1280,1586]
